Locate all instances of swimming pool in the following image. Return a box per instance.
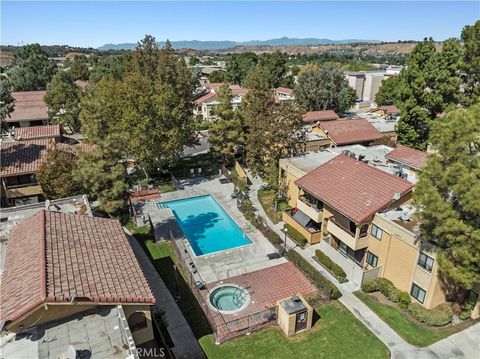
[158,195,252,256]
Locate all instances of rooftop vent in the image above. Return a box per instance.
[393,192,401,201]
[400,212,411,222]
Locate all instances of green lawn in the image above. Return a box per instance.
[136,231,389,358]
[257,189,284,223]
[355,292,469,347]
[142,240,212,339]
[200,303,389,359]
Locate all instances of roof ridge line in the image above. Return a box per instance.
[40,210,48,302]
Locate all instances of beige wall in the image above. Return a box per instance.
[276,295,313,336]
[7,302,154,345]
[282,211,322,244]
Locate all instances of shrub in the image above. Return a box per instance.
[286,249,342,299]
[304,293,327,308]
[315,250,347,280]
[407,302,452,326]
[285,224,308,248]
[460,308,472,320]
[396,291,412,309]
[263,228,283,247]
[362,279,379,293]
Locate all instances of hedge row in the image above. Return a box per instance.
[287,249,342,299]
[315,249,347,282]
[362,278,411,308]
[285,223,308,248]
[362,278,455,326]
[407,302,452,326]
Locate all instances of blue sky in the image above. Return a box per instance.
[1,1,479,48]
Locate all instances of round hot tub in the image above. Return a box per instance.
[208,284,250,314]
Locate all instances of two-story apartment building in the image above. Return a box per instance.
[0,139,91,207]
[193,82,248,120]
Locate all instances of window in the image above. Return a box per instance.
[127,312,148,332]
[411,283,426,304]
[371,224,383,240]
[360,224,369,237]
[366,252,378,267]
[417,252,434,272]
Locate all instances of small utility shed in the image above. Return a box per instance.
[277,294,313,336]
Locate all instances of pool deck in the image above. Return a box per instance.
[139,176,287,284]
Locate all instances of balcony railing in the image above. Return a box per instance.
[327,219,368,250]
[298,195,322,212]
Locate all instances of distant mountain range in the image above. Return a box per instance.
[98,37,381,51]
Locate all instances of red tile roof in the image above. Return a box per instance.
[303,110,339,123]
[14,125,61,140]
[0,139,93,177]
[295,154,413,223]
[0,210,155,325]
[7,91,48,122]
[194,91,217,106]
[276,87,294,96]
[318,118,383,145]
[386,144,427,170]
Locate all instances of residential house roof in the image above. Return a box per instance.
[386,144,427,170]
[303,110,339,123]
[295,154,413,223]
[194,91,217,106]
[0,210,155,326]
[318,118,383,146]
[14,125,61,141]
[275,87,294,96]
[7,91,48,122]
[0,139,93,177]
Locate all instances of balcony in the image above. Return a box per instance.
[297,196,323,223]
[4,184,43,199]
[326,218,368,250]
[282,209,322,244]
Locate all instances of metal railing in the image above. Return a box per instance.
[168,228,277,343]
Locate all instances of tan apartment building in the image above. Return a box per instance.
[193,82,248,120]
[0,210,157,346]
[279,149,480,314]
[275,87,295,102]
[0,139,92,207]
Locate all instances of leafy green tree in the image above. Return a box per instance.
[208,70,226,83]
[295,63,356,113]
[258,51,293,88]
[0,77,15,126]
[226,52,258,85]
[395,37,463,149]
[44,71,81,132]
[81,35,197,177]
[460,21,480,106]
[75,140,129,215]
[208,83,245,161]
[189,56,200,66]
[89,54,129,83]
[9,44,57,90]
[375,75,401,106]
[69,55,90,81]
[243,68,306,183]
[414,104,480,303]
[36,145,81,199]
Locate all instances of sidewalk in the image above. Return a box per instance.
[126,232,206,359]
[245,169,480,359]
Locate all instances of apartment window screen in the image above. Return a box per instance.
[411,283,426,304]
[371,224,383,240]
[417,252,434,272]
[366,252,378,267]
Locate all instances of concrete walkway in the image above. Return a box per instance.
[126,231,206,359]
[245,169,480,359]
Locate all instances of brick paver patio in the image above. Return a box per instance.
[198,262,317,342]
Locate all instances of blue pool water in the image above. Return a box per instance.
[158,195,252,256]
